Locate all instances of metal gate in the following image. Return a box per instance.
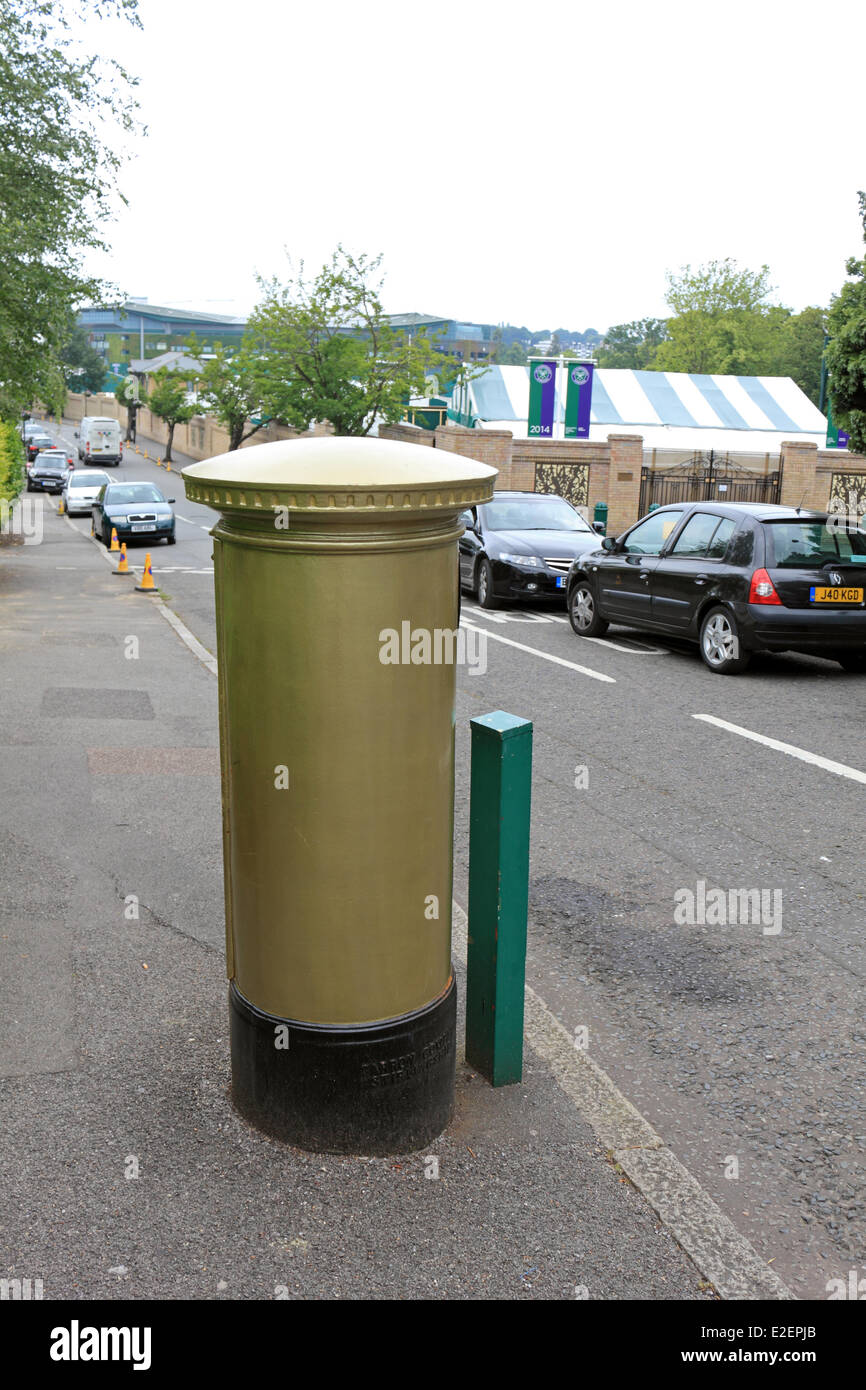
[639,451,782,515]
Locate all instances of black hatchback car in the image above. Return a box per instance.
[566,502,866,674]
[459,491,604,608]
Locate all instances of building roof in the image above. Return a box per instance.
[460,365,829,451]
[80,300,247,327]
[130,352,204,374]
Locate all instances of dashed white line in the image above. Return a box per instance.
[693,713,866,785]
[459,619,616,684]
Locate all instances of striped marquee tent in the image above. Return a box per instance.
[449,366,830,452]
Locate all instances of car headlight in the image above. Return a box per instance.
[499,553,544,569]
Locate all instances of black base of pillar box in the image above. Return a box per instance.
[229,977,457,1155]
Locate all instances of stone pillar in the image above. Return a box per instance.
[606,435,644,535]
[779,441,819,508]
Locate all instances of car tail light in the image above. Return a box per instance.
[749,568,782,605]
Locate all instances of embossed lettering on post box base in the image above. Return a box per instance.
[229,977,457,1156]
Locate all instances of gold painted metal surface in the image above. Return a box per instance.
[184,438,496,1026]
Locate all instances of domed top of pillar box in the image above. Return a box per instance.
[182,435,497,520]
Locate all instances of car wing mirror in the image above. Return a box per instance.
[601,536,618,551]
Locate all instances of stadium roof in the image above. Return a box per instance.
[459,366,829,451]
[80,300,247,326]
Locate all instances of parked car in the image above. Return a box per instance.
[459,490,605,608]
[62,468,111,516]
[92,481,176,545]
[77,416,123,466]
[566,502,866,674]
[25,433,55,464]
[26,450,72,493]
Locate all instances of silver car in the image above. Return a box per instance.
[62,467,111,515]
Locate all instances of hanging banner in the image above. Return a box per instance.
[527,359,556,437]
[564,361,595,439]
[826,402,850,450]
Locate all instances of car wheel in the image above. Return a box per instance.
[837,651,866,672]
[699,606,751,674]
[166,533,176,545]
[476,558,498,609]
[568,580,608,637]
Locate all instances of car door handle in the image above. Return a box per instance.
[640,572,650,580]
[695,574,709,585]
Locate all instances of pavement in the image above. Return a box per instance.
[0,480,732,1303]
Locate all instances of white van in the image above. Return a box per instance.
[78,416,123,466]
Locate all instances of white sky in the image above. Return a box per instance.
[82,0,866,333]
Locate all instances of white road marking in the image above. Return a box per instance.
[462,603,563,625]
[693,713,866,785]
[580,634,670,655]
[459,619,616,683]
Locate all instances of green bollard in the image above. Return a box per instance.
[465,711,533,1086]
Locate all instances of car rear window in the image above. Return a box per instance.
[765,520,866,567]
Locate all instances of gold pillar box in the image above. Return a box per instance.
[183,437,496,1153]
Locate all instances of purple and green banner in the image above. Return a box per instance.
[827,402,850,450]
[564,361,594,439]
[528,359,556,437]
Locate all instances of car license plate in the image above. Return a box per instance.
[556,576,567,589]
[132,523,156,532]
[810,586,863,604]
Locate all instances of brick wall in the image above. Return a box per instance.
[62,392,332,461]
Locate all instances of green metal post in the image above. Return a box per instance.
[466,711,532,1086]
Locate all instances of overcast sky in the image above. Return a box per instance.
[84,0,866,333]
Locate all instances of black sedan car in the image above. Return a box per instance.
[566,502,866,674]
[92,482,176,546]
[459,491,604,608]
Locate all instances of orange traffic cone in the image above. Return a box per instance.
[165,459,172,472]
[109,527,120,551]
[135,552,158,593]
[113,542,130,575]
[58,496,65,515]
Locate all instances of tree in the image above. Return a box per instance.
[0,0,141,417]
[114,374,144,441]
[770,306,827,406]
[246,247,462,436]
[147,368,198,463]
[598,318,668,369]
[654,260,776,374]
[196,340,266,451]
[826,192,866,453]
[62,325,106,394]
[494,340,528,365]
